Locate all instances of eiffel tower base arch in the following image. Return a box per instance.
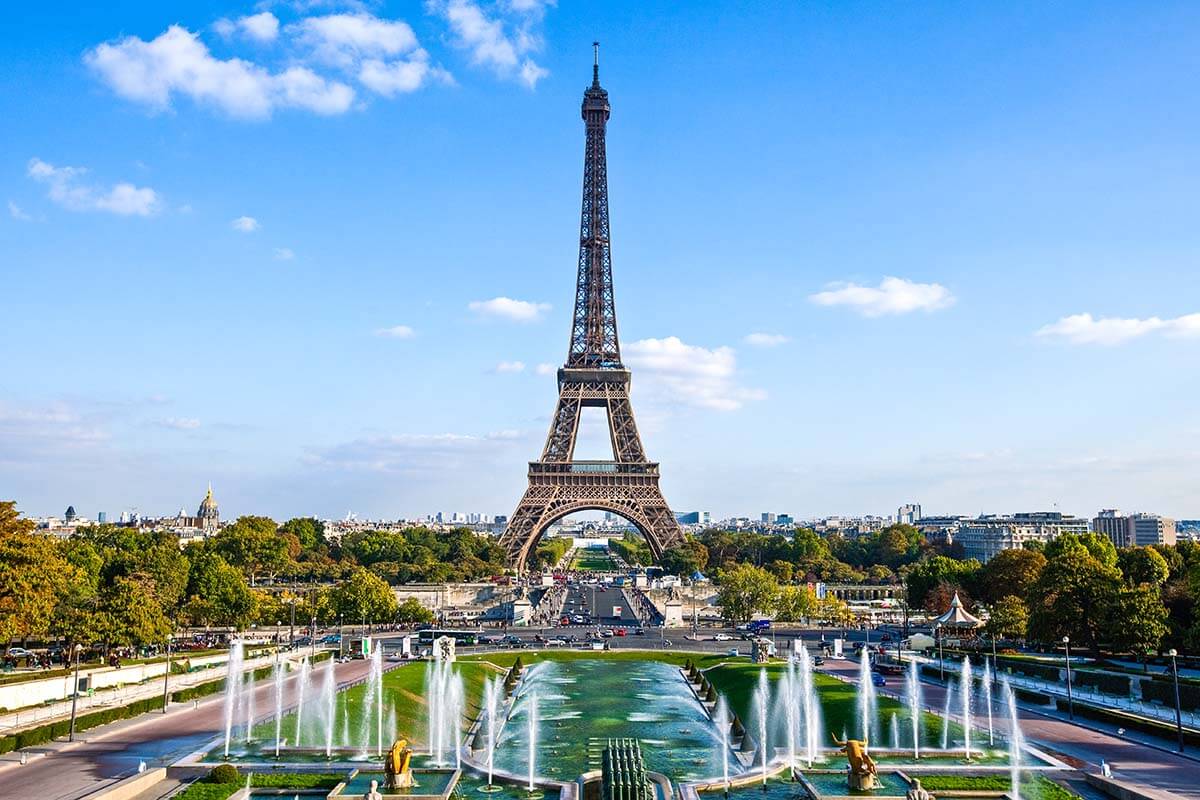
[499,467,684,573]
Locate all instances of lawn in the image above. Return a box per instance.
[916,775,1077,800]
[569,549,617,571]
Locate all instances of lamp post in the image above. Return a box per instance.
[937,626,945,681]
[1062,636,1074,721]
[339,615,345,659]
[68,644,83,741]
[1169,649,1184,752]
[288,597,297,648]
[162,633,172,714]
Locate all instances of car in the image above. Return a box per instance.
[813,656,826,666]
[615,628,627,637]
[560,617,571,626]
[5,647,32,659]
[880,633,892,642]
[599,629,614,638]
[726,648,740,657]
[634,628,645,636]
[546,639,567,647]
[871,673,887,687]
[711,633,734,642]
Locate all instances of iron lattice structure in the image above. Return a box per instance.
[499,50,684,571]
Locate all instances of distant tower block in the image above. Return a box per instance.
[499,48,684,571]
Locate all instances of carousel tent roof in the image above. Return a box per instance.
[933,592,982,629]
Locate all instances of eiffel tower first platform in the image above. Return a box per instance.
[498,47,685,571]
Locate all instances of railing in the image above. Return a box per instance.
[529,461,659,476]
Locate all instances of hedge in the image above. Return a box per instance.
[1053,698,1200,746]
[996,658,1061,682]
[1141,678,1200,711]
[0,650,331,756]
[1072,670,1130,696]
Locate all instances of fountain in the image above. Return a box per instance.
[753,669,769,789]
[321,656,337,758]
[832,733,878,791]
[780,660,799,779]
[939,682,953,751]
[798,644,821,767]
[480,677,503,792]
[273,658,284,758]
[982,659,995,746]
[906,658,922,759]
[1003,679,1023,800]
[857,647,876,747]
[295,657,310,748]
[713,696,731,797]
[361,642,384,757]
[245,664,257,743]
[526,691,540,797]
[960,656,973,759]
[890,713,899,750]
[223,640,245,757]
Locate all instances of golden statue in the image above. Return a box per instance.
[831,733,879,791]
[385,739,415,790]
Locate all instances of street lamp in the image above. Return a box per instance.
[937,626,945,681]
[1168,648,1184,752]
[1062,636,1074,721]
[162,633,173,714]
[288,597,297,648]
[68,644,83,741]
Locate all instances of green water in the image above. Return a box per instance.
[336,770,456,797]
[492,659,723,784]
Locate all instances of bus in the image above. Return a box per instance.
[416,628,480,646]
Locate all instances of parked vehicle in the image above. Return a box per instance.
[712,633,734,642]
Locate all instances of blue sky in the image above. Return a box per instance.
[3,1,1200,522]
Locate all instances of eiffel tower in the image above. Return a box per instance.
[499,46,685,571]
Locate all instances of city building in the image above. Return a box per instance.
[957,512,1088,563]
[1092,510,1177,547]
[897,503,922,526]
[761,512,777,524]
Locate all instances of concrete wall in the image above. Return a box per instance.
[392,583,512,611]
[84,768,167,800]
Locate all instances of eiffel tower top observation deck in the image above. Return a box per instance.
[498,47,684,570]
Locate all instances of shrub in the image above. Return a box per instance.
[207,764,240,784]
[705,685,716,702]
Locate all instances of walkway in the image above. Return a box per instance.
[0,655,373,800]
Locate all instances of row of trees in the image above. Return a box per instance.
[715,563,857,625]
[0,503,436,650]
[658,524,944,585]
[902,533,1200,656]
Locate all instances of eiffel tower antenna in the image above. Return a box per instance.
[499,49,684,572]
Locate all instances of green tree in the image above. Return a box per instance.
[0,502,77,644]
[1117,546,1170,587]
[210,516,288,584]
[774,585,817,622]
[280,517,326,551]
[1027,547,1122,652]
[185,551,257,628]
[1045,532,1118,570]
[396,597,435,625]
[330,568,399,623]
[98,576,171,647]
[716,564,779,624]
[984,595,1029,641]
[979,548,1046,602]
[661,538,709,576]
[902,556,982,608]
[1105,585,1168,658]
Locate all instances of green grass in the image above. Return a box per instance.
[173,783,239,800]
[915,775,1077,800]
[250,772,343,788]
[569,550,617,571]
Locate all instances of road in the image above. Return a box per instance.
[0,656,375,800]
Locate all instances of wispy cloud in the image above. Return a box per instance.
[468,296,550,322]
[273,247,295,260]
[231,215,260,232]
[427,0,549,88]
[375,324,416,339]
[1036,312,1200,345]
[216,12,281,43]
[494,360,525,373]
[27,158,159,216]
[809,276,954,317]
[306,429,526,473]
[159,416,201,430]
[624,336,764,412]
[743,332,789,347]
[535,362,555,375]
[7,201,32,221]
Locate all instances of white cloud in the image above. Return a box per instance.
[85,25,355,118]
[743,332,789,347]
[7,201,32,221]
[231,215,260,232]
[468,296,550,322]
[307,429,524,473]
[359,53,452,96]
[273,247,295,260]
[160,417,201,430]
[809,276,955,317]
[375,324,416,339]
[535,362,556,375]
[1036,312,1200,346]
[293,13,420,66]
[495,360,526,373]
[240,12,280,42]
[428,0,549,87]
[27,158,159,216]
[624,336,765,412]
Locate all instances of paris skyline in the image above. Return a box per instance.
[5,2,1200,521]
